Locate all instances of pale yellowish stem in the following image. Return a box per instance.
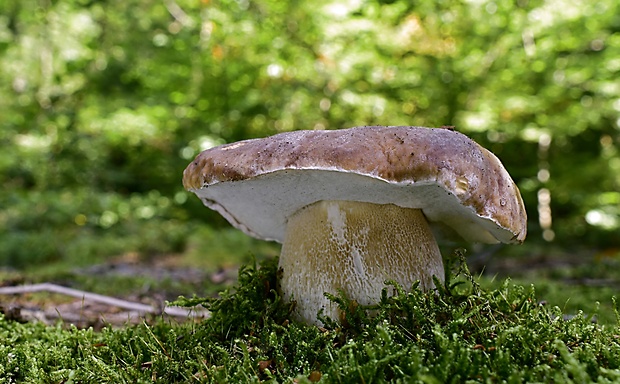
[279,200,444,325]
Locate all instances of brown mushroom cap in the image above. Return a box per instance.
[183,126,527,244]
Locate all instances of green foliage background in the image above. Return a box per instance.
[1,0,620,268]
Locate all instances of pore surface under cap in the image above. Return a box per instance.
[183,126,527,244]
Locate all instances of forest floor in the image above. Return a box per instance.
[0,253,236,329]
[1,244,619,329]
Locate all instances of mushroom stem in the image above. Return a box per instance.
[279,200,444,325]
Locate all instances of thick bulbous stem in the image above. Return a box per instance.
[279,200,444,325]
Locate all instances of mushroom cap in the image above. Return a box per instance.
[183,126,527,244]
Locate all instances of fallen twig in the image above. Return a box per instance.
[0,283,210,319]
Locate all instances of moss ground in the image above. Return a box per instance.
[1,253,620,383]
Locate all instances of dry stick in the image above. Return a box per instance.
[0,283,210,318]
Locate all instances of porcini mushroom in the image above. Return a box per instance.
[183,126,527,325]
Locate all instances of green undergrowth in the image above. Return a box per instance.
[2,255,620,383]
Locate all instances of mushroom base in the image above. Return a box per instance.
[279,200,444,325]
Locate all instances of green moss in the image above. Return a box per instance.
[1,254,620,382]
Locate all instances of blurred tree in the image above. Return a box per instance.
[0,0,619,267]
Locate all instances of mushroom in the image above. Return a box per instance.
[183,126,527,325]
